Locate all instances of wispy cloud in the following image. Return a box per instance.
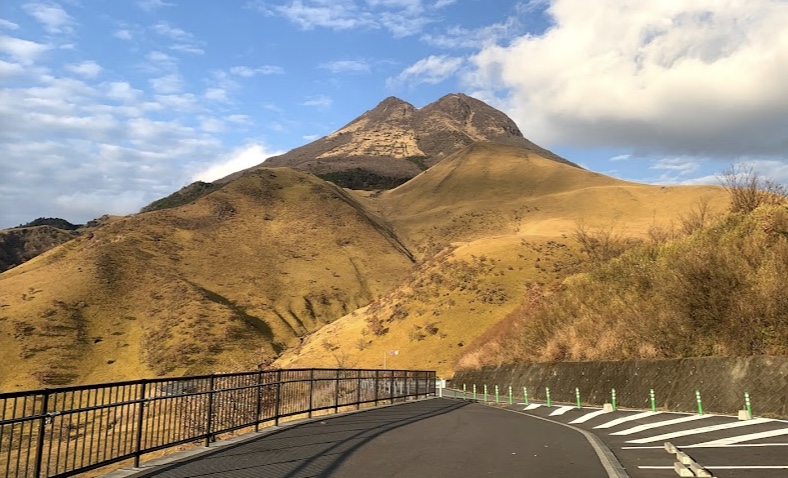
[302,94,332,108]
[253,0,443,37]
[229,65,285,77]
[65,60,102,78]
[319,59,370,73]
[152,21,204,55]
[387,54,463,87]
[149,73,183,94]
[191,143,284,182]
[138,0,175,12]
[0,35,50,65]
[0,19,20,31]
[113,29,132,40]
[23,2,75,35]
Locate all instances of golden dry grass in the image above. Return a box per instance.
[1,143,733,388]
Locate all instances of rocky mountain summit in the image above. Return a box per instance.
[230,93,575,189]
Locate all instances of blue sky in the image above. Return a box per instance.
[1,0,787,228]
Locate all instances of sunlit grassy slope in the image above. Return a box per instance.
[274,143,729,376]
[0,168,413,390]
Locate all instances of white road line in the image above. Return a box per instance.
[610,414,712,435]
[523,404,541,410]
[569,409,611,424]
[622,443,788,450]
[549,405,575,416]
[639,466,788,470]
[625,418,771,443]
[693,427,788,446]
[594,411,661,429]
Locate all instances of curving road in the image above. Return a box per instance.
[113,398,614,478]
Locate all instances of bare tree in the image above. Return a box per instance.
[719,164,787,213]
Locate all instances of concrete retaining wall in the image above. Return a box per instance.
[451,356,788,418]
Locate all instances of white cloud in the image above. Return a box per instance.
[65,60,102,78]
[169,44,205,55]
[149,74,182,94]
[138,0,175,12]
[466,0,788,158]
[225,114,252,125]
[422,15,521,49]
[104,82,143,102]
[229,65,284,76]
[301,94,332,108]
[199,116,225,133]
[609,154,631,162]
[23,2,75,34]
[319,59,370,73]
[258,0,442,37]
[204,87,228,101]
[387,54,463,87]
[114,29,132,40]
[0,35,50,65]
[649,157,700,175]
[191,143,284,182]
[0,59,25,77]
[153,93,198,111]
[0,19,20,30]
[152,21,192,41]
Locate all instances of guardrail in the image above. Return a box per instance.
[0,368,436,477]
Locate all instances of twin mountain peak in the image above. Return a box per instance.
[223,93,576,190]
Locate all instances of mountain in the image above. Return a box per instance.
[0,94,731,389]
[0,168,414,389]
[0,226,79,271]
[229,93,576,190]
[274,142,730,375]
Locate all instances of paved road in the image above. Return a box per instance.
[482,397,788,478]
[119,398,612,478]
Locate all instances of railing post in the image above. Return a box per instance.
[356,370,362,409]
[254,371,263,432]
[33,389,50,478]
[374,370,379,406]
[205,375,216,447]
[334,369,340,414]
[390,370,395,403]
[415,371,420,399]
[274,370,282,425]
[308,370,315,418]
[134,380,147,468]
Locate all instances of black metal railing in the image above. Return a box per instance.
[0,368,436,477]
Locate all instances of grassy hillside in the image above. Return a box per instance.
[0,168,413,390]
[457,202,788,370]
[275,143,729,376]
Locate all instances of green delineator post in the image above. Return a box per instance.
[546,387,552,407]
[612,388,617,411]
[473,384,477,400]
[463,383,467,400]
[495,385,500,403]
[745,391,752,416]
[696,390,704,415]
[523,387,529,405]
[575,387,581,408]
[484,384,488,402]
[649,388,656,412]
[508,385,513,404]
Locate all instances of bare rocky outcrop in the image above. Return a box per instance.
[225,93,576,189]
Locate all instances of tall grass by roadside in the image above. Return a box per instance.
[458,189,788,369]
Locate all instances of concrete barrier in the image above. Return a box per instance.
[451,356,787,418]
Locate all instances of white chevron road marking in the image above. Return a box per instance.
[523,403,541,410]
[594,411,661,429]
[625,418,771,443]
[569,409,610,424]
[549,405,575,416]
[610,414,712,435]
[693,427,788,446]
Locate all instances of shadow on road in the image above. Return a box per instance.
[130,399,469,477]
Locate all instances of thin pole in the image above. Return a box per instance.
[575,387,581,408]
[508,385,513,405]
[696,390,704,415]
[546,387,551,407]
[611,388,617,411]
[523,387,529,405]
[649,388,656,412]
[745,391,752,416]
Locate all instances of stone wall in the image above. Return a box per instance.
[450,356,787,418]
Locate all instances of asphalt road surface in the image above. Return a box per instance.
[119,398,612,478]
[489,398,788,478]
